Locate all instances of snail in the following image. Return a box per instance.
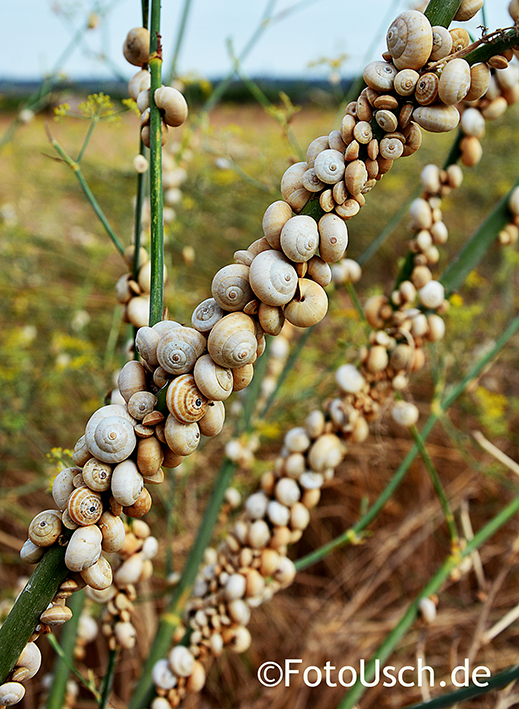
[415,73,439,106]
[363,61,399,92]
[85,414,137,464]
[280,162,311,213]
[306,135,329,167]
[164,416,201,456]
[12,643,41,682]
[262,200,293,249]
[430,26,453,61]
[454,0,484,20]
[438,59,471,106]
[284,279,328,328]
[65,524,103,572]
[82,457,112,492]
[98,510,126,553]
[136,435,164,477]
[28,509,62,547]
[279,215,320,263]
[313,149,346,184]
[413,104,460,133]
[318,213,349,263]
[207,312,258,369]
[154,86,188,127]
[80,555,113,591]
[191,297,225,333]
[193,353,233,400]
[211,263,254,311]
[166,373,208,424]
[386,11,433,71]
[123,27,150,66]
[111,460,144,507]
[156,326,206,375]
[67,487,103,526]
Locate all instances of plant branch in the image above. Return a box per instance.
[424,0,463,28]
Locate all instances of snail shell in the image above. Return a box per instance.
[353,120,373,145]
[313,149,345,185]
[379,136,404,160]
[166,373,208,423]
[275,478,301,507]
[52,467,81,509]
[460,136,482,167]
[80,555,113,591]
[86,415,136,464]
[28,509,62,547]
[123,27,150,66]
[415,73,439,106]
[258,302,285,336]
[262,200,293,249]
[306,135,329,167]
[124,487,153,518]
[98,510,126,553]
[280,161,311,213]
[430,26,452,61]
[340,114,356,144]
[409,198,433,229]
[419,280,444,309]
[280,215,319,263]
[14,643,41,682]
[232,363,254,391]
[169,646,195,677]
[363,61,398,92]
[111,460,144,506]
[302,168,325,192]
[82,458,112,492]
[67,487,103,526]
[118,360,147,402]
[465,63,491,102]
[137,435,164,477]
[207,312,257,368]
[402,121,423,156]
[191,297,224,333]
[212,263,254,311]
[307,433,346,472]
[454,0,484,21]
[336,364,366,393]
[114,621,137,649]
[284,279,328,328]
[128,69,150,100]
[438,59,471,106]
[153,319,181,336]
[307,256,332,287]
[193,353,233,400]
[450,27,470,52]
[20,539,45,564]
[198,400,226,437]
[413,104,460,133]
[154,86,188,127]
[344,160,368,197]
[125,294,150,327]
[153,659,178,690]
[375,109,399,132]
[114,552,145,586]
[318,213,349,263]
[386,11,433,71]
[135,326,160,366]
[421,163,441,193]
[65,524,103,572]
[72,435,90,466]
[40,604,73,626]
[0,683,26,706]
[394,69,419,96]
[481,96,508,121]
[249,250,298,306]
[164,416,201,456]
[128,391,157,420]
[391,401,419,428]
[329,129,346,151]
[156,326,206,375]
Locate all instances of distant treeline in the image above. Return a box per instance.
[0,76,354,111]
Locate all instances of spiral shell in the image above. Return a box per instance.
[375,109,399,132]
[123,27,150,66]
[118,360,147,402]
[394,69,419,96]
[308,433,346,472]
[232,363,254,391]
[313,149,345,185]
[20,539,45,564]
[211,264,254,311]
[81,555,113,591]
[438,59,471,106]
[284,279,328,328]
[154,86,188,127]
[65,524,103,572]
[307,256,332,287]
[28,509,62,547]
[415,73,439,106]
[164,416,201,456]
[249,250,298,306]
[98,510,126,553]
[191,297,224,333]
[166,373,208,424]
[302,168,325,192]
[135,326,160,366]
[257,302,285,336]
[413,104,460,133]
[13,643,41,682]
[156,327,206,375]
[386,11,433,71]
[67,487,103,526]
[430,25,453,61]
[306,136,329,167]
[279,215,320,263]
[262,200,293,249]
[379,136,404,160]
[169,646,195,677]
[52,467,81,510]
[280,162,311,213]
[111,460,144,507]
[86,415,136,464]
[193,353,233,400]
[0,682,25,706]
[392,401,419,428]
[318,213,349,263]
[454,0,484,21]
[363,61,398,92]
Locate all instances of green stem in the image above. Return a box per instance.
[345,281,368,326]
[424,0,463,28]
[98,649,118,709]
[128,458,238,709]
[465,28,519,66]
[0,543,69,684]
[47,130,125,256]
[76,117,98,164]
[46,632,100,700]
[133,137,147,281]
[45,591,85,709]
[148,0,164,327]
[141,0,149,29]
[166,0,194,84]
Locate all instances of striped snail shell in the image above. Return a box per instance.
[166,373,208,423]
[262,200,293,249]
[82,457,112,492]
[156,326,206,375]
[386,11,433,71]
[65,524,103,572]
[164,416,201,456]
[280,215,319,263]
[302,168,325,193]
[211,263,254,311]
[193,353,233,401]
[414,73,439,106]
[28,509,62,547]
[249,250,298,306]
[67,487,103,526]
[111,460,144,507]
[86,415,136,464]
[191,297,224,333]
[207,312,257,368]
[375,109,399,132]
[313,149,346,185]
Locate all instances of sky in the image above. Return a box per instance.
[1,1,515,83]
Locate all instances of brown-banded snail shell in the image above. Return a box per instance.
[284,279,328,328]
[123,27,150,66]
[363,61,398,92]
[67,487,103,526]
[156,326,206,375]
[82,458,112,492]
[193,353,233,400]
[65,524,103,572]
[166,373,208,423]
[211,263,254,311]
[249,250,298,306]
[450,27,470,52]
[313,149,345,184]
[413,104,460,133]
[438,59,471,105]
[118,360,147,402]
[28,509,62,547]
[80,556,113,591]
[386,11,433,71]
[86,415,136,464]
[318,213,349,263]
[98,510,126,553]
[164,416,201,456]
[280,215,319,263]
[191,297,224,333]
[198,400,226,437]
[414,73,439,106]
[262,200,293,249]
[154,86,188,127]
[280,161,311,213]
[110,460,144,507]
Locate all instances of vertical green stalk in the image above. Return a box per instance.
[148,0,164,327]
[133,137,147,281]
[424,0,463,27]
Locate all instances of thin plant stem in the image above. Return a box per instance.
[45,591,85,709]
[166,0,194,84]
[76,118,98,164]
[98,649,118,709]
[46,633,100,700]
[345,281,368,326]
[133,137,148,280]
[410,423,459,544]
[46,127,125,256]
[148,0,165,327]
[141,0,149,29]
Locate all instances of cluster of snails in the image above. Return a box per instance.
[124,27,189,149]
[499,185,519,245]
[150,412,347,708]
[116,246,166,328]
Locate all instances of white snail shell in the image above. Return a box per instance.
[386,11,433,71]
[98,510,126,553]
[28,509,62,547]
[40,604,73,626]
[363,61,398,92]
[114,621,137,649]
[313,149,346,185]
[164,416,201,456]
[118,360,147,402]
[193,353,233,401]
[114,553,145,586]
[262,200,293,249]
[280,161,311,213]
[67,487,103,526]
[166,373,208,423]
[156,326,206,375]
[212,263,253,311]
[128,69,150,100]
[80,555,113,591]
[86,415,136,464]
[280,215,320,263]
[419,280,444,309]
[394,68,420,96]
[413,104,460,133]
[153,659,178,690]
[465,63,491,102]
[126,294,150,327]
[392,401,419,427]
[305,409,325,439]
[335,364,365,394]
[191,297,224,333]
[284,278,328,328]
[430,26,452,61]
[169,646,196,677]
[245,491,269,519]
[249,249,298,306]
[14,642,41,682]
[73,435,91,466]
[154,86,188,127]
[110,460,144,507]
[198,400,226,437]
[128,391,157,420]
[65,524,103,572]
[302,168,325,192]
[438,59,471,106]
[135,326,160,366]
[52,467,81,509]
[0,682,26,706]
[318,213,348,263]
[308,433,345,472]
[307,256,332,288]
[306,135,329,167]
[275,477,301,507]
[258,302,285,336]
[207,312,257,369]
[20,539,45,564]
